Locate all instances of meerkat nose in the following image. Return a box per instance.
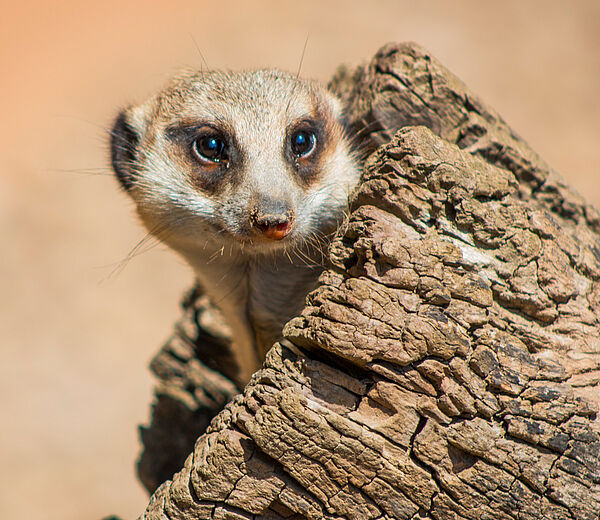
[250,199,294,240]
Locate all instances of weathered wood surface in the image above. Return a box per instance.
[137,287,240,492]
[135,43,600,519]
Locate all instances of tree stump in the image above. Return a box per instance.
[134,43,600,520]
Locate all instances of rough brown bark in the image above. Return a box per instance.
[134,43,600,519]
[137,287,240,492]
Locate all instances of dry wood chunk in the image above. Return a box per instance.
[135,43,600,520]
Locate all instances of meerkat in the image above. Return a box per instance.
[110,69,360,384]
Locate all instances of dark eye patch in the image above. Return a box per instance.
[286,118,327,186]
[164,121,244,193]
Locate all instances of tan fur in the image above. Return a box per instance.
[111,69,360,385]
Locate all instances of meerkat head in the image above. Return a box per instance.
[110,69,359,258]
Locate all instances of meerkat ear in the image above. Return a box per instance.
[110,108,141,190]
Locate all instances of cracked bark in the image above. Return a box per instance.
[132,43,600,519]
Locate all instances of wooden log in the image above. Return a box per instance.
[133,43,600,519]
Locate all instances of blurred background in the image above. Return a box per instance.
[1,1,598,519]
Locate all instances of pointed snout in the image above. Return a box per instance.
[249,198,294,240]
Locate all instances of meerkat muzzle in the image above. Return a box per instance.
[249,200,294,240]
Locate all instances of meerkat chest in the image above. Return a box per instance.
[246,259,322,357]
[248,260,321,326]
[190,248,321,347]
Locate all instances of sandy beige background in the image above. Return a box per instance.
[1,1,598,519]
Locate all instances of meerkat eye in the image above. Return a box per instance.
[192,133,227,163]
[290,129,316,158]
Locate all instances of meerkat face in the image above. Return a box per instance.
[110,69,359,257]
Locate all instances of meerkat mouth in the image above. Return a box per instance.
[251,219,293,241]
[236,229,295,247]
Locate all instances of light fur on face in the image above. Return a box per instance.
[111,68,360,384]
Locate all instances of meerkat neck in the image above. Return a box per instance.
[184,241,324,382]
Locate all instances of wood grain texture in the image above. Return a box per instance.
[134,43,600,519]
